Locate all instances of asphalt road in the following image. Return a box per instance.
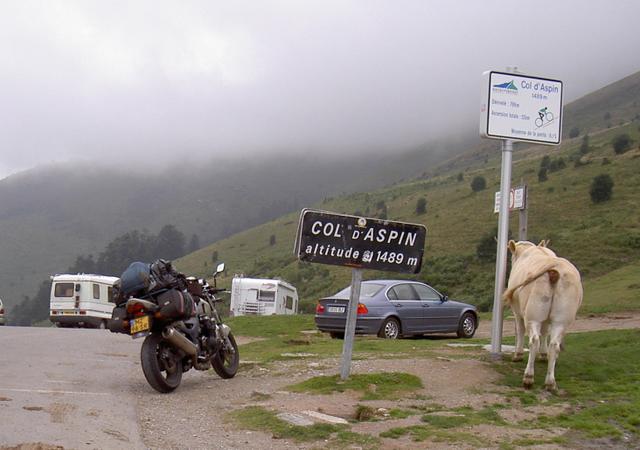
[0,326,146,449]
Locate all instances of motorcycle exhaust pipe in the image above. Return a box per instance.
[162,326,197,356]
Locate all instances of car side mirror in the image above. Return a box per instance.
[441,295,448,302]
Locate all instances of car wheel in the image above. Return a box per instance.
[457,312,476,338]
[329,332,344,339]
[378,317,401,339]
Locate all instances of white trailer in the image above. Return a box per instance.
[230,277,298,316]
[49,274,119,329]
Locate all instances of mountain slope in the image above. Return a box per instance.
[0,140,468,310]
[176,77,640,314]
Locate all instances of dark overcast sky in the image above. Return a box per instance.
[1,0,639,177]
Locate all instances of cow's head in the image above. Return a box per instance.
[508,240,535,263]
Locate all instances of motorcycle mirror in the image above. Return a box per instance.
[214,262,225,277]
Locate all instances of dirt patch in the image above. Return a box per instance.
[476,310,640,339]
[0,445,64,450]
[137,312,640,449]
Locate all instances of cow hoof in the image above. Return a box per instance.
[538,353,548,361]
[545,382,557,392]
[523,376,534,389]
[512,353,524,362]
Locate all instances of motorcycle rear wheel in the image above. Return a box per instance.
[141,333,183,393]
[212,332,239,379]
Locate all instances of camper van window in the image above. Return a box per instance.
[286,296,294,309]
[93,284,100,300]
[108,287,114,303]
[258,290,276,302]
[55,283,74,297]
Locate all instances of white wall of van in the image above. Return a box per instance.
[49,274,119,329]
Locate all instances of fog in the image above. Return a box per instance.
[1,0,639,178]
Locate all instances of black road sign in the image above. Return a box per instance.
[294,209,427,274]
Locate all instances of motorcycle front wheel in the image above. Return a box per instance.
[141,332,183,393]
[212,332,239,379]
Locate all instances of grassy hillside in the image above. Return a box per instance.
[0,143,466,311]
[177,120,640,315]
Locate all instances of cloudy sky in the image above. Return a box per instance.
[1,0,639,178]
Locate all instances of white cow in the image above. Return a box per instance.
[503,240,583,391]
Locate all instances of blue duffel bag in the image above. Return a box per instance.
[119,261,152,297]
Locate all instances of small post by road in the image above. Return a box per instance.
[340,268,363,380]
[518,180,528,241]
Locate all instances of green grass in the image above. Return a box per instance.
[230,406,379,448]
[496,329,640,439]
[227,314,453,364]
[581,262,640,314]
[287,372,423,400]
[230,406,345,442]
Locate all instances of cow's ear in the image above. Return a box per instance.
[508,240,517,254]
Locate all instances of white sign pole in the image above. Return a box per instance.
[490,139,513,357]
[340,268,363,380]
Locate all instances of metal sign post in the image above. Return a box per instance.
[340,268,362,380]
[490,139,513,357]
[481,69,563,358]
[294,209,427,378]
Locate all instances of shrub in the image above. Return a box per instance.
[415,197,427,215]
[470,176,486,192]
[590,174,614,203]
[540,155,551,169]
[269,234,276,246]
[612,134,632,154]
[604,111,611,121]
[580,135,590,154]
[569,126,580,138]
[538,167,548,182]
[457,172,464,182]
[602,157,611,165]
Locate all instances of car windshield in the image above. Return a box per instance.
[331,283,385,299]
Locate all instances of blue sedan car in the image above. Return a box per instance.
[314,280,478,339]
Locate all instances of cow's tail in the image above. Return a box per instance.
[503,261,559,305]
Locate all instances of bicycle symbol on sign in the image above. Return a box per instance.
[535,107,554,128]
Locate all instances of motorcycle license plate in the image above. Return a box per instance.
[130,316,150,336]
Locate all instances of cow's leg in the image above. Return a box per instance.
[545,323,565,391]
[523,321,541,389]
[513,314,525,362]
[538,322,549,361]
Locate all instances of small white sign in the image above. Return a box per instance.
[494,186,527,213]
[480,71,563,145]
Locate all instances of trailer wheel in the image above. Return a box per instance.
[98,320,107,330]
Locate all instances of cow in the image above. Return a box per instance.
[503,240,583,391]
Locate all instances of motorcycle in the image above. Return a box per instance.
[109,262,239,393]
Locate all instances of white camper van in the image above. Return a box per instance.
[49,274,119,329]
[230,277,298,316]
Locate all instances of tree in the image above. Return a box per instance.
[590,174,614,203]
[470,176,486,192]
[538,167,548,182]
[580,135,590,154]
[540,155,551,169]
[612,134,632,154]
[568,126,580,138]
[415,197,427,215]
[155,224,186,260]
[187,234,201,254]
